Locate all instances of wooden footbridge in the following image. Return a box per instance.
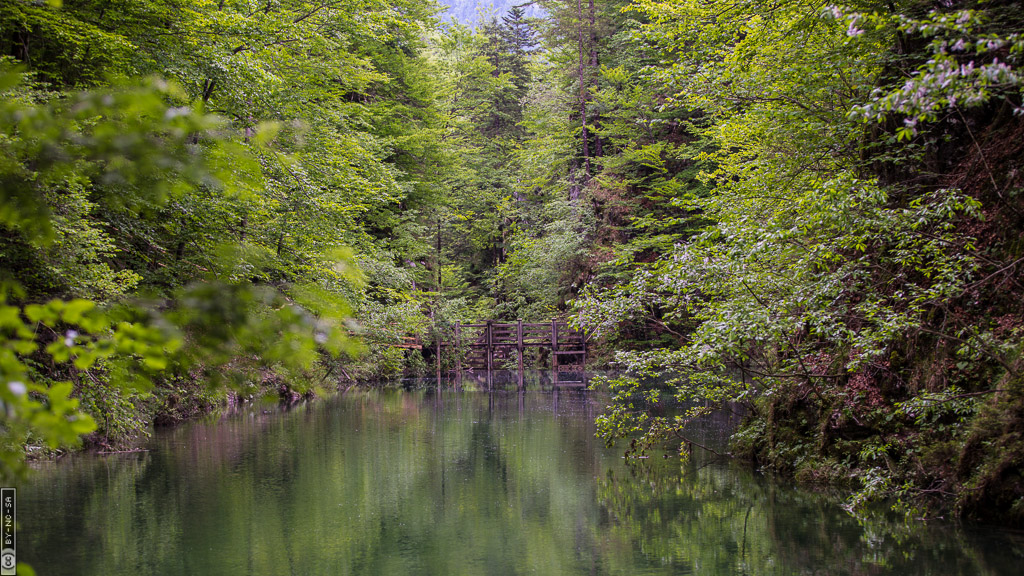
[439,320,588,388]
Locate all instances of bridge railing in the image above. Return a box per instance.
[441,320,587,388]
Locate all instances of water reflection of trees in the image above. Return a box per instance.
[596,452,1024,575]
[22,390,616,575]
[20,391,1024,575]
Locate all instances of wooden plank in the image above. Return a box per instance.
[388,335,422,349]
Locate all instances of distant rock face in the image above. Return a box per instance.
[436,0,544,25]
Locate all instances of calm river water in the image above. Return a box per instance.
[18,386,1024,575]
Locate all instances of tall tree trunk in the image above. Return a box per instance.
[588,0,603,158]
[201,78,217,103]
[569,162,581,202]
[577,0,591,184]
[436,217,442,292]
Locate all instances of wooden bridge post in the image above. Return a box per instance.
[486,320,493,389]
[454,321,462,388]
[550,320,558,385]
[583,328,588,376]
[517,319,524,390]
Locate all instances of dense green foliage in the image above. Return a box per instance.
[2,0,1023,525]
[0,0,566,474]
[567,0,1024,523]
[0,0,440,471]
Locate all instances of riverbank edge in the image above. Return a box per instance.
[725,367,1024,528]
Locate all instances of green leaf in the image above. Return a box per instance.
[61,299,96,324]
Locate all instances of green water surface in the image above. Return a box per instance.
[18,388,1024,575]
